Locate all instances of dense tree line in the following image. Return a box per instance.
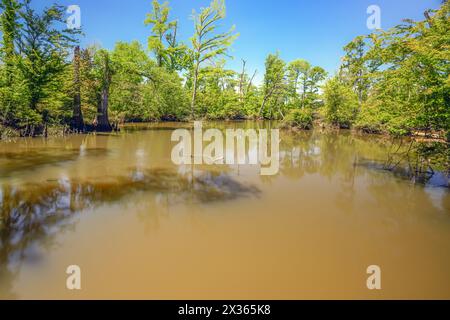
[325,1,449,137]
[0,0,448,140]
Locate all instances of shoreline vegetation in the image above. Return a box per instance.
[0,0,449,176]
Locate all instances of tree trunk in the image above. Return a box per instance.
[259,96,268,118]
[157,33,163,68]
[71,46,84,132]
[301,78,307,108]
[246,70,257,94]
[191,62,199,119]
[424,10,433,27]
[168,21,178,71]
[96,54,112,132]
[259,85,277,117]
[294,76,299,97]
[96,87,112,132]
[239,59,246,103]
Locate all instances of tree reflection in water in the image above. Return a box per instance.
[0,168,260,298]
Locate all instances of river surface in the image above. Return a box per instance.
[0,121,449,299]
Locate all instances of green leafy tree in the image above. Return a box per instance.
[71,46,84,131]
[78,46,101,124]
[307,66,327,96]
[282,108,314,130]
[0,0,21,125]
[190,0,238,118]
[144,0,187,71]
[287,59,310,108]
[341,36,370,106]
[144,66,189,120]
[145,0,171,67]
[356,1,449,136]
[195,60,239,119]
[110,41,151,122]
[323,76,359,128]
[259,53,286,119]
[93,49,113,131]
[287,60,326,109]
[108,41,188,122]
[15,1,79,132]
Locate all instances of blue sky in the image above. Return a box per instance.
[37,0,442,83]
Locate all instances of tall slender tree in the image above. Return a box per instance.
[71,46,84,131]
[259,53,286,118]
[287,59,310,107]
[341,36,369,107]
[144,0,188,72]
[0,0,20,85]
[16,1,79,128]
[190,0,238,118]
[145,0,173,68]
[94,50,113,132]
[0,0,21,123]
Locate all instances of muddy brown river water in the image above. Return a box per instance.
[0,122,449,299]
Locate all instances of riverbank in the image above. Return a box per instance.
[2,120,449,143]
[0,124,68,140]
[0,123,121,141]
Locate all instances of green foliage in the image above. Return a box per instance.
[0,0,21,124]
[323,77,359,129]
[102,41,189,122]
[144,0,188,71]
[287,59,326,109]
[353,2,449,136]
[109,42,152,121]
[0,0,79,133]
[259,53,286,119]
[190,0,239,117]
[282,108,314,130]
[259,54,326,120]
[144,66,189,121]
[193,62,238,119]
[340,36,371,104]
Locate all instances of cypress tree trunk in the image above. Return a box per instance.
[95,52,112,132]
[96,87,112,132]
[71,46,84,132]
